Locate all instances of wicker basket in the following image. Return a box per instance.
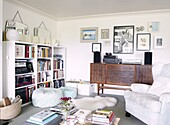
[0,99,22,120]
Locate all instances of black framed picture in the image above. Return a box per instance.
[92,43,101,52]
[113,25,134,54]
[136,33,151,51]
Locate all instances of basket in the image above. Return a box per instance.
[0,99,22,120]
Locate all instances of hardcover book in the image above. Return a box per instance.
[15,45,25,58]
[29,110,56,122]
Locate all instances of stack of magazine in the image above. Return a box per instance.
[50,103,78,116]
[26,109,58,125]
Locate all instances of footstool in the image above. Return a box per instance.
[60,87,77,98]
[32,88,63,108]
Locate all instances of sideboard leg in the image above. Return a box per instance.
[97,83,100,95]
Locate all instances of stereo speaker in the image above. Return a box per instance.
[144,52,152,65]
[94,52,101,63]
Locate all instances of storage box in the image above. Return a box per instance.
[78,83,94,96]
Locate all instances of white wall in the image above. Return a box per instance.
[57,11,170,82]
[0,0,3,100]
[3,2,58,41]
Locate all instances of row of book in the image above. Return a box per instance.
[37,47,52,58]
[53,59,64,70]
[53,79,65,88]
[53,69,64,80]
[91,109,116,125]
[37,72,51,83]
[15,74,35,88]
[26,109,59,125]
[37,60,51,72]
[37,82,52,88]
[15,45,35,58]
[15,85,35,104]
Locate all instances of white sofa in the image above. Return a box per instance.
[124,63,170,125]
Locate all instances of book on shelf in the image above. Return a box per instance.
[26,114,58,125]
[29,110,56,122]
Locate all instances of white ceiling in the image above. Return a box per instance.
[5,0,170,20]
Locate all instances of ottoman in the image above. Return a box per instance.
[60,87,77,99]
[32,88,63,108]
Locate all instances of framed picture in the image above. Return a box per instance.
[136,33,151,51]
[113,25,134,54]
[80,27,98,43]
[92,43,101,52]
[154,37,163,48]
[101,29,109,39]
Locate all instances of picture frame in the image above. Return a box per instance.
[80,27,98,43]
[154,37,163,48]
[92,43,101,52]
[136,33,151,51]
[101,29,109,39]
[113,25,134,54]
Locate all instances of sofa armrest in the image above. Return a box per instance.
[131,83,151,93]
[159,93,170,103]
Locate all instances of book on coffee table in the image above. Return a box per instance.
[29,110,56,122]
[26,114,58,125]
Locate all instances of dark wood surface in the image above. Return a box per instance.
[90,63,153,95]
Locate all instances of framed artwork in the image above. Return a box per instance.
[101,29,109,39]
[154,37,163,48]
[92,43,101,52]
[148,22,159,32]
[80,27,98,43]
[113,25,134,54]
[136,33,151,51]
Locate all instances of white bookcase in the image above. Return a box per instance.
[3,41,66,105]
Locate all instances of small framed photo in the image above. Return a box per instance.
[101,29,109,39]
[80,27,98,43]
[154,37,163,48]
[92,43,101,52]
[136,33,151,51]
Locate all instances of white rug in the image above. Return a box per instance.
[72,96,117,111]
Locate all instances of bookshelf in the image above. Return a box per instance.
[3,41,66,105]
[53,46,66,88]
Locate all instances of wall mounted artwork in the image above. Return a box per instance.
[113,25,134,54]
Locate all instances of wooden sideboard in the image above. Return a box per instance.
[90,63,153,95]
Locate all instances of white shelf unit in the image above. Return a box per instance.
[3,41,36,104]
[3,41,66,104]
[37,44,53,88]
[53,46,66,88]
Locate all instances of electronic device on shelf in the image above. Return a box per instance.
[103,53,122,64]
[122,59,142,65]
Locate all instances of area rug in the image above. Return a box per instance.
[72,96,117,111]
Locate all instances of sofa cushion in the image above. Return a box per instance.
[147,76,170,97]
[124,91,161,113]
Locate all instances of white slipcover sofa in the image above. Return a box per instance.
[124,63,170,125]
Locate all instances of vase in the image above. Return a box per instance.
[6,29,19,41]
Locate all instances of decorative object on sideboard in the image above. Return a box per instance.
[113,25,134,54]
[92,43,101,63]
[103,53,122,64]
[80,27,98,43]
[136,33,151,51]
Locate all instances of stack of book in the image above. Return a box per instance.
[26,109,58,125]
[50,103,78,116]
[91,109,116,125]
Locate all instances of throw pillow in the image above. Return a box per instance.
[2,97,11,106]
[147,76,170,97]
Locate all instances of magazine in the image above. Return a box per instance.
[27,114,58,125]
[29,109,56,122]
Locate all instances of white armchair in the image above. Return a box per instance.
[124,63,170,125]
